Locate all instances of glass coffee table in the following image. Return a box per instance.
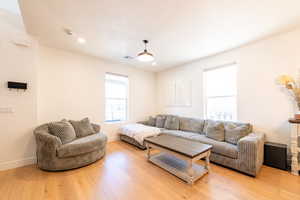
[145,134,212,185]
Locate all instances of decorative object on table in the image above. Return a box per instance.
[288,118,300,175]
[34,118,107,171]
[264,142,287,171]
[277,75,300,119]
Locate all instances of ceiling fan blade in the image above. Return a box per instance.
[123,55,136,59]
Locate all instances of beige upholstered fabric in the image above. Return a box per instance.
[204,120,225,141]
[179,117,204,133]
[34,122,107,171]
[48,119,76,144]
[69,118,95,138]
[225,123,251,144]
[91,123,101,133]
[131,116,265,176]
[164,115,180,130]
[148,116,156,126]
[155,115,167,128]
[161,129,202,140]
[57,133,107,158]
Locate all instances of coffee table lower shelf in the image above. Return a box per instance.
[149,152,208,184]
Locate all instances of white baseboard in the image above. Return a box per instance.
[0,157,36,171]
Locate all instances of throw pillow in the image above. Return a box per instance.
[69,117,96,138]
[204,120,225,141]
[164,115,180,130]
[48,119,76,144]
[179,117,205,133]
[225,123,250,144]
[156,115,167,128]
[148,116,156,126]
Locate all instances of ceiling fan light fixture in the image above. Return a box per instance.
[77,37,86,44]
[137,51,154,62]
[137,40,154,62]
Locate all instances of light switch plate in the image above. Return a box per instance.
[0,107,14,113]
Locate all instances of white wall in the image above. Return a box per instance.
[0,10,157,170]
[37,46,157,141]
[0,9,37,170]
[157,28,300,145]
[2,6,300,171]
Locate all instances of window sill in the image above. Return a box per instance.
[104,120,127,124]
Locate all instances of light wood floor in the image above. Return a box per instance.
[1,141,300,200]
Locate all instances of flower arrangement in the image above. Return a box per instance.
[277,75,300,118]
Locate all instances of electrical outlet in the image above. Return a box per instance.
[0,107,14,113]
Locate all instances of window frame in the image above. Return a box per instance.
[203,62,238,121]
[104,72,129,123]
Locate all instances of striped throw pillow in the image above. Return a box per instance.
[48,119,76,144]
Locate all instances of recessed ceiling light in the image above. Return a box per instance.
[77,37,86,44]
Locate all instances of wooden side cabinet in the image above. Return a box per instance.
[288,118,300,176]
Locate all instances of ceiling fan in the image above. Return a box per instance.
[124,40,154,62]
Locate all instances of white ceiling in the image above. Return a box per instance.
[19,0,300,71]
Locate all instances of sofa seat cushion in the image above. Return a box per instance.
[57,133,107,158]
[161,130,238,159]
[161,129,201,139]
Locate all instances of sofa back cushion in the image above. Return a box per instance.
[148,116,156,126]
[69,118,96,138]
[179,117,204,133]
[204,120,225,141]
[155,115,167,128]
[48,119,76,144]
[164,115,180,130]
[224,122,252,144]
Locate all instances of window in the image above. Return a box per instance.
[204,63,237,121]
[105,73,128,122]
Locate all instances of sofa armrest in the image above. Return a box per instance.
[137,121,149,125]
[91,123,101,133]
[237,132,265,176]
[34,131,62,159]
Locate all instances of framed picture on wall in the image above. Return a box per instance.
[165,80,192,107]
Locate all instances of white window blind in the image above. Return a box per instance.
[105,73,128,122]
[204,64,237,121]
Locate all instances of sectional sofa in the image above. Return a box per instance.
[120,114,265,176]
